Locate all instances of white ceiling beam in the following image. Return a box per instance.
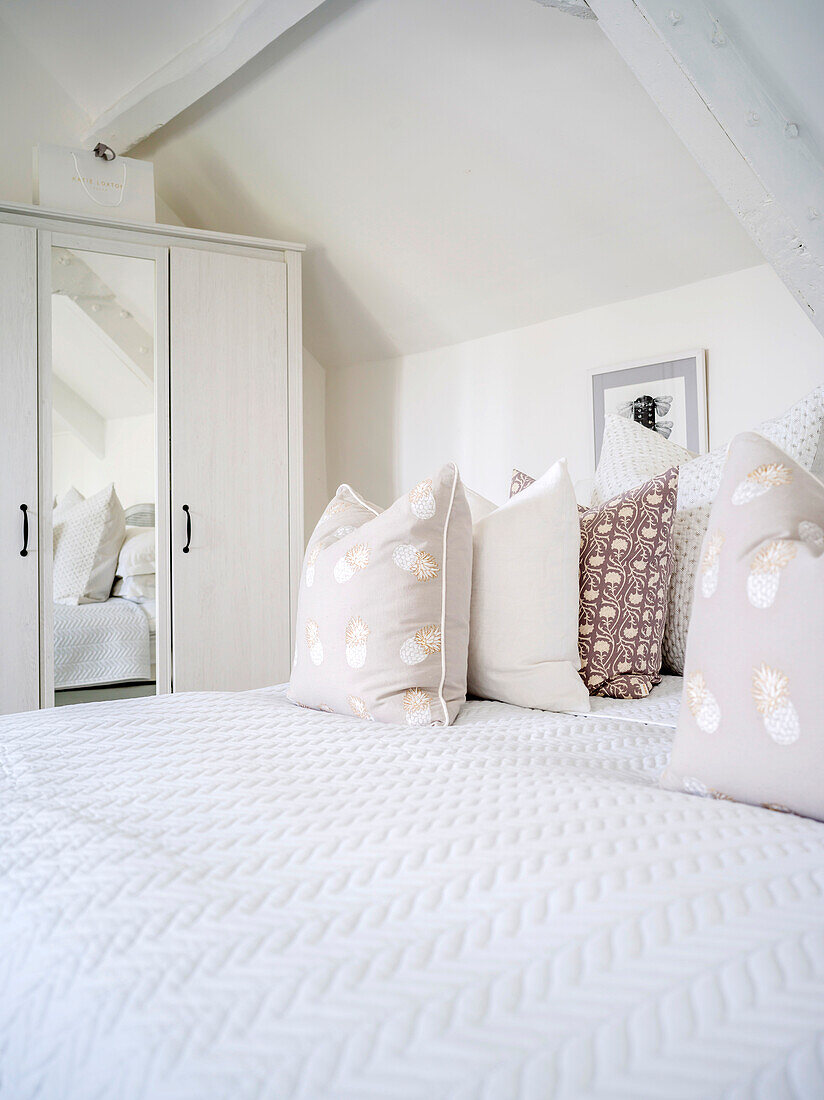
[52,374,106,459]
[587,0,824,337]
[82,0,327,152]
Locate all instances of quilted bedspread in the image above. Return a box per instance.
[1,686,823,1099]
[53,597,151,689]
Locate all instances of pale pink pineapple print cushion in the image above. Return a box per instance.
[289,463,473,727]
[662,432,824,821]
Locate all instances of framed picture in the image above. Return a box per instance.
[589,350,708,466]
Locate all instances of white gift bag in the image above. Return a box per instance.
[34,144,156,223]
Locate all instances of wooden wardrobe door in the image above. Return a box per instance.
[170,248,291,692]
[0,224,39,714]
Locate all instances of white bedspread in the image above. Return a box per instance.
[1,686,823,1099]
[53,597,152,689]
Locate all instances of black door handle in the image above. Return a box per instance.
[20,504,29,557]
[182,504,191,553]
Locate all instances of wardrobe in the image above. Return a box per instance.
[0,201,304,715]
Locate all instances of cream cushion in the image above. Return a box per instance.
[661,432,824,821]
[289,464,473,726]
[53,483,126,604]
[467,460,590,713]
[591,387,824,672]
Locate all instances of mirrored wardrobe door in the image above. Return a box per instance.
[40,233,170,707]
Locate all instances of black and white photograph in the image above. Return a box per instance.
[590,350,708,464]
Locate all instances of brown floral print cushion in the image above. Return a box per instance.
[509,469,535,497]
[578,467,679,698]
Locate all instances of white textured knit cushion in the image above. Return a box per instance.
[53,483,126,604]
[467,460,590,713]
[591,414,695,508]
[289,464,473,727]
[591,388,824,673]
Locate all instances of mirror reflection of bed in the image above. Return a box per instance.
[51,246,158,706]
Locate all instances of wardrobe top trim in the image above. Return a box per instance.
[0,200,305,254]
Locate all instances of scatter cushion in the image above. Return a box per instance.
[53,483,125,604]
[116,527,156,578]
[579,467,679,698]
[661,432,824,821]
[467,460,590,713]
[289,464,473,726]
[591,414,694,509]
[591,387,824,673]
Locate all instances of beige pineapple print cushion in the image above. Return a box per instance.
[661,432,824,821]
[289,464,472,726]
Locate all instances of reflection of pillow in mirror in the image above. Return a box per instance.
[117,527,156,577]
[112,573,156,603]
[54,486,84,512]
[53,483,125,604]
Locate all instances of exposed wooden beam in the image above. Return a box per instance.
[52,374,106,459]
[52,248,154,384]
[82,0,327,152]
[587,0,824,337]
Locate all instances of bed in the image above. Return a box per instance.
[2,681,823,1098]
[53,597,156,690]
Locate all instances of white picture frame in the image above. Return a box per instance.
[588,349,708,467]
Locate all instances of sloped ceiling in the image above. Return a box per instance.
[4,0,764,369]
[0,0,243,122]
[134,0,760,367]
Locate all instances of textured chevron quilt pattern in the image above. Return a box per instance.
[53,597,152,689]
[1,685,823,1098]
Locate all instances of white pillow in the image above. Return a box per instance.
[112,573,156,603]
[591,386,824,673]
[53,483,125,604]
[117,526,156,578]
[467,459,590,713]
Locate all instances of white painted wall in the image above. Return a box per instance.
[54,413,155,508]
[302,348,327,539]
[327,264,824,508]
[0,16,86,204]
